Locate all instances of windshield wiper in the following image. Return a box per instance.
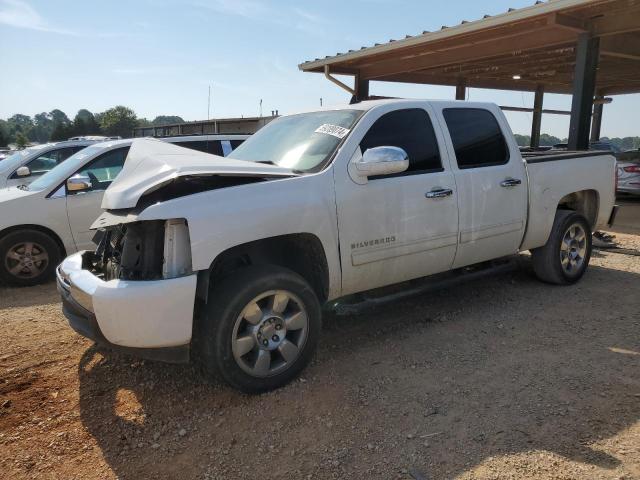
[17,184,28,191]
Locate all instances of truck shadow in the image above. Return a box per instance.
[77,261,640,479]
[0,280,59,310]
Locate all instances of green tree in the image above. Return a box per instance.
[0,120,9,147]
[513,134,531,147]
[74,109,101,135]
[539,133,562,146]
[152,115,184,126]
[44,109,72,141]
[32,112,54,143]
[49,109,71,126]
[15,132,29,149]
[7,114,34,142]
[99,106,138,138]
[50,122,72,141]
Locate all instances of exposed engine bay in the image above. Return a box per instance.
[86,221,166,281]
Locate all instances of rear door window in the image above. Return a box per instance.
[16,146,79,178]
[443,109,509,169]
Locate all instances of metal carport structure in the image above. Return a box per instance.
[299,0,640,150]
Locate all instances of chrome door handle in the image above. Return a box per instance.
[500,178,522,187]
[425,188,453,199]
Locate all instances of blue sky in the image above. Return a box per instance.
[0,0,638,138]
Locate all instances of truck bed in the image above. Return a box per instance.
[519,150,616,251]
[522,150,609,163]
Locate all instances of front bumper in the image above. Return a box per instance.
[57,252,197,363]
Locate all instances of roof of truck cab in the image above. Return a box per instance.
[287,98,499,114]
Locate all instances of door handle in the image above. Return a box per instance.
[500,178,522,187]
[425,188,453,199]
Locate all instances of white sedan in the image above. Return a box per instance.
[0,135,248,286]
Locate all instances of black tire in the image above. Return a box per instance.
[531,210,592,285]
[0,229,61,287]
[198,265,321,394]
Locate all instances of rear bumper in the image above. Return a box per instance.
[57,252,197,363]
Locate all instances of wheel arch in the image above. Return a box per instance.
[0,224,67,258]
[197,233,330,305]
[556,189,599,229]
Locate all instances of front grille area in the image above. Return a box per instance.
[90,221,165,281]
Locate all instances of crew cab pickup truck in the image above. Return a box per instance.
[57,100,617,393]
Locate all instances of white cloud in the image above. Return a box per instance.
[0,0,135,37]
[191,0,268,19]
[0,0,77,35]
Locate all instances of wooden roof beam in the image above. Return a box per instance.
[592,6,640,36]
[358,28,578,80]
[551,12,590,33]
[375,72,573,94]
[600,33,640,61]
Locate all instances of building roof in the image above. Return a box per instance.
[299,0,640,95]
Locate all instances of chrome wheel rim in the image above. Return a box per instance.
[4,242,49,279]
[232,290,309,378]
[560,223,587,274]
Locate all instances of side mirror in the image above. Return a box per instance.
[15,166,31,177]
[66,174,92,192]
[355,146,409,178]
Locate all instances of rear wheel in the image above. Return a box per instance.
[0,229,61,287]
[531,210,592,285]
[199,265,321,393]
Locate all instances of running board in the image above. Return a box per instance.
[329,256,521,316]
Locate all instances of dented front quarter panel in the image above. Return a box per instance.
[94,170,343,301]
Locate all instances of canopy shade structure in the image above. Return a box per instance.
[299,0,640,97]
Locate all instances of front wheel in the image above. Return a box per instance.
[199,265,321,393]
[531,210,592,285]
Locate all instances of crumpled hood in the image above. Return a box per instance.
[101,138,295,210]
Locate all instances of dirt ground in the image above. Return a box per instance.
[1,233,639,480]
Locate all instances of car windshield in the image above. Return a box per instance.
[27,144,113,192]
[0,145,49,173]
[228,109,362,172]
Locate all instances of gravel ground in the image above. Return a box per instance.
[0,233,639,480]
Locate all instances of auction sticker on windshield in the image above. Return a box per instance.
[315,124,350,139]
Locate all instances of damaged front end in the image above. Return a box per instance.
[86,218,193,281]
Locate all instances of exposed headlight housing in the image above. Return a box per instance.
[162,218,192,279]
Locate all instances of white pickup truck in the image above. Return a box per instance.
[57,100,617,393]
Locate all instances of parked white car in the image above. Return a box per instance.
[56,100,617,393]
[0,134,248,286]
[0,140,101,189]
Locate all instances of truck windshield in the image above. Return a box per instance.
[228,109,362,172]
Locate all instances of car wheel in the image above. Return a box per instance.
[0,229,61,287]
[199,265,321,394]
[531,210,592,285]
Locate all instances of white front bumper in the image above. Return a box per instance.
[58,252,197,349]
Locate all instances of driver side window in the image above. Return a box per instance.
[72,147,130,193]
[360,108,442,178]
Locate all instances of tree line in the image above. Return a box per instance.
[0,107,184,148]
[514,133,640,151]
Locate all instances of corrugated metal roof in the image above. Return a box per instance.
[298,0,599,71]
